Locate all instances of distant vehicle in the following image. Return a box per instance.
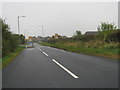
[26,42,34,48]
[38,41,42,43]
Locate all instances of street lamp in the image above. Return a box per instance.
[18,16,26,35]
[18,16,26,45]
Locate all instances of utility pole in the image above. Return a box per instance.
[24,30,27,39]
[38,25,44,42]
[41,25,44,41]
[18,16,20,36]
[18,16,26,45]
[118,1,120,29]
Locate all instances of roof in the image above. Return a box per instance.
[84,31,98,35]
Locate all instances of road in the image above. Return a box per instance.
[2,43,118,88]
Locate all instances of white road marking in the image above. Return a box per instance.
[39,49,41,51]
[43,52,49,56]
[27,48,34,50]
[52,59,79,79]
[61,50,65,52]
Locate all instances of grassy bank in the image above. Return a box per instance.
[0,58,2,69]
[39,42,119,60]
[2,46,25,68]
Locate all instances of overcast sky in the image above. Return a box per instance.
[2,2,118,38]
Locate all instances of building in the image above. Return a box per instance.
[83,31,98,41]
[84,31,98,35]
[27,36,43,42]
[28,36,32,42]
[52,34,61,39]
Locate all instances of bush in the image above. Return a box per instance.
[103,43,119,49]
[81,34,97,42]
[1,18,25,57]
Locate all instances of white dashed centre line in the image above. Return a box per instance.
[37,47,78,78]
[39,49,41,51]
[43,52,49,56]
[52,59,79,79]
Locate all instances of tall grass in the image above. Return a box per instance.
[40,40,119,60]
[2,46,25,68]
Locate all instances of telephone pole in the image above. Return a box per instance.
[38,25,44,42]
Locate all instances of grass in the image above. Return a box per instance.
[39,42,119,60]
[0,58,2,69]
[2,46,25,68]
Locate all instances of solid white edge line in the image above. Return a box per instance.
[52,59,78,79]
[43,52,49,56]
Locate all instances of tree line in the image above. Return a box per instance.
[72,22,120,42]
[1,18,26,57]
[47,22,120,44]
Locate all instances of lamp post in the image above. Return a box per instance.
[18,16,26,45]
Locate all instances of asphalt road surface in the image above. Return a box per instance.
[3,43,118,88]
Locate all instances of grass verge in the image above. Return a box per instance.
[0,58,2,69]
[2,46,25,68]
[39,42,119,60]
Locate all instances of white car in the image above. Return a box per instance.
[26,43,34,48]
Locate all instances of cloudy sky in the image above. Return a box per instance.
[2,1,118,38]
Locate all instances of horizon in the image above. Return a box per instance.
[2,2,118,38]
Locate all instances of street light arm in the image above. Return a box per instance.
[18,16,26,18]
[22,16,26,17]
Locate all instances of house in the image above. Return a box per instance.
[28,36,32,42]
[84,31,98,35]
[83,31,98,41]
[27,36,43,42]
[52,34,61,39]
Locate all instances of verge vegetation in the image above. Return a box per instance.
[40,42,119,60]
[2,46,25,68]
[1,18,26,68]
[40,22,120,60]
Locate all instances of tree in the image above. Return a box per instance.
[19,34,25,44]
[1,18,25,56]
[73,30,82,40]
[98,22,117,31]
[97,22,118,42]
